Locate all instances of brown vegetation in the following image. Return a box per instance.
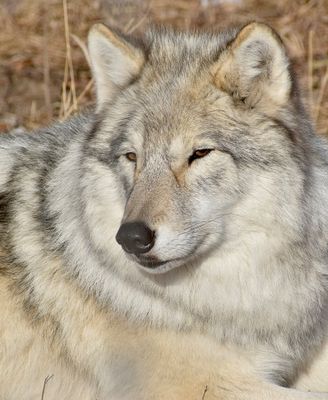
[0,0,327,134]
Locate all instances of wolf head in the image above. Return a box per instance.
[83,22,312,274]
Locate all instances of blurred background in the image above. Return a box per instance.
[0,0,327,134]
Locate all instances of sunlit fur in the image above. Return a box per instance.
[0,22,327,399]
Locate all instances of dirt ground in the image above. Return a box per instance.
[0,0,327,134]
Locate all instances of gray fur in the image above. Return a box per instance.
[0,23,328,390]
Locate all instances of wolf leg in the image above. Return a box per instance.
[119,330,328,400]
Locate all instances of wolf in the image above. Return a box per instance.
[0,21,327,399]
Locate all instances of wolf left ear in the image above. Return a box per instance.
[88,24,145,110]
[215,22,291,112]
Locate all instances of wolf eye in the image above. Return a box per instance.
[125,152,137,162]
[188,149,213,165]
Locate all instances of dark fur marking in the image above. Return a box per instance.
[36,150,70,256]
[0,163,22,258]
[270,117,312,181]
[84,116,103,144]
[0,191,11,226]
[107,129,129,166]
[271,117,299,145]
[85,112,136,197]
[86,111,134,168]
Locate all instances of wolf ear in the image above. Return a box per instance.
[88,24,145,110]
[215,22,291,112]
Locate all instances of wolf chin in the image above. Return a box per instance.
[0,22,327,399]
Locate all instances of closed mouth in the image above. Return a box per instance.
[131,236,209,272]
[136,257,169,269]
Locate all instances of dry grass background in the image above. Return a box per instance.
[0,0,327,134]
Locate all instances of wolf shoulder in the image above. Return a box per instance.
[0,109,95,191]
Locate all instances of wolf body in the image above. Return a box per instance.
[0,22,328,399]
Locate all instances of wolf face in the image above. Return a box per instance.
[83,23,309,274]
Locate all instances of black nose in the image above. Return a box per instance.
[116,221,155,255]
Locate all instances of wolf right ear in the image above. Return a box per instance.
[88,24,145,110]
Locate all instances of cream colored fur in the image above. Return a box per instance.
[0,255,327,400]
